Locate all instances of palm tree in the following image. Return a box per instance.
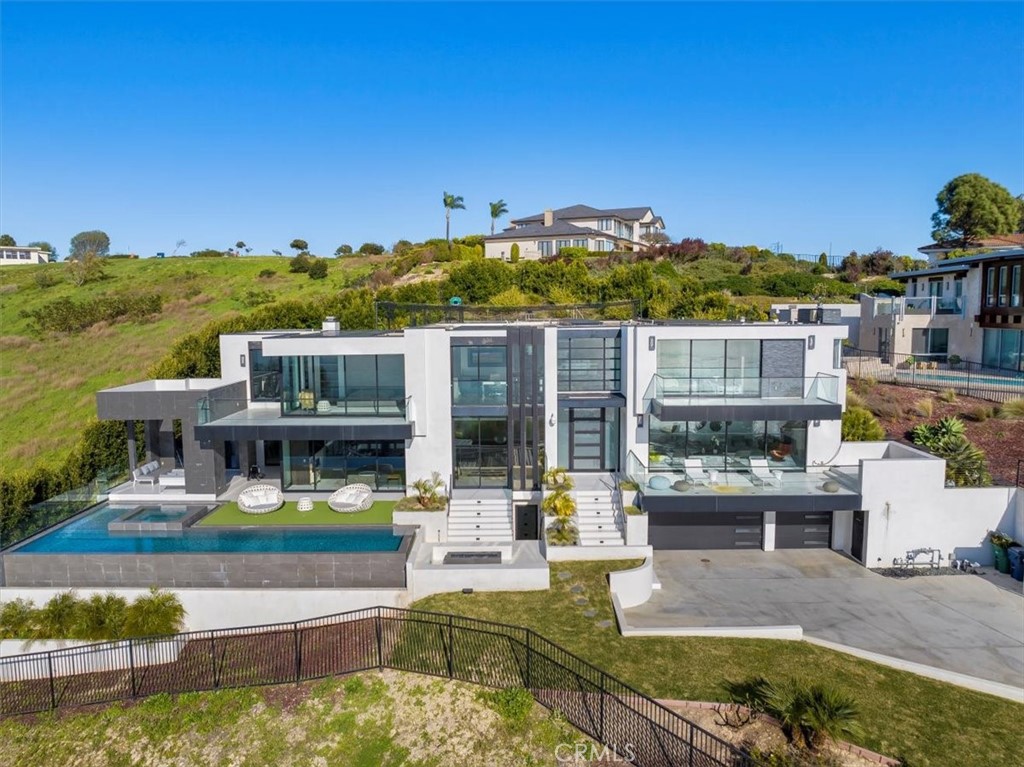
[443,191,465,245]
[123,587,186,638]
[488,199,509,235]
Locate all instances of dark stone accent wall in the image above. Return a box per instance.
[761,339,805,397]
[2,548,409,589]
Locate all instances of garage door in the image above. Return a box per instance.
[775,512,832,549]
[649,512,763,550]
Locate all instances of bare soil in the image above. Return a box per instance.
[852,381,1024,485]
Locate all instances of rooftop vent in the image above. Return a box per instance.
[322,316,341,333]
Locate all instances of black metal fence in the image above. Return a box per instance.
[0,606,748,767]
[843,347,1024,403]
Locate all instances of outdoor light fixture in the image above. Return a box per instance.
[637,414,645,428]
[549,413,556,426]
[813,420,821,427]
[240,354,246,368]
[807,335,815,350]
[648,336,656,350]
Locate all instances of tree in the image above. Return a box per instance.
[272,249,283,256]
[0,234,15,246]
[66,251,105,286]
[443,191,465,245]
[510,243,520,263]
[358,242,385,255]
[289,238,309,253]
[70,230,110,260]
[488,199,508,235]
[392,239,413,256]
[931,173,1023,245]
[172,239,186,256]
[640,231,671,246]
[817,252,828,268]
[236,240,251,255]
[335,244,353,256]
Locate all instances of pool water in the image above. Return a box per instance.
[894,370,1024,387]
[14,503,403,555]
[129,506,197,524]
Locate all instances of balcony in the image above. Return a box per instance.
[642,373,841,422]
[869,295,964,318]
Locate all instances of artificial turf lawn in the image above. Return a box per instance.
[413,560,1022,767]
[199,501,395,526]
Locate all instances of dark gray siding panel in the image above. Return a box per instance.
[761,339,805,381]
[650,512,763,550]
[775,511,833,548]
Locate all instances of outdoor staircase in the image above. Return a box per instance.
[447,497,514,543]
[574,489,625,546]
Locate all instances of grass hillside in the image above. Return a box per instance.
[0,256,383,471]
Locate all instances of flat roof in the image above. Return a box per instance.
[100,379,225,393]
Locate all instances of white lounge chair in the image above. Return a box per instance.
[682,458,711,486]
[748,458,782,488]
[132,460,162,487]
[238,484,284,514]
[328,483,374,513]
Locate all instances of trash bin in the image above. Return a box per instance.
[993,543,1011,574]
[1008,546,1024,582]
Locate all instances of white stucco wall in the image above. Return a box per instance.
[404,327,454,484]
[857,444,1020,566]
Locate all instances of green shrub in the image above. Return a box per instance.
[358,242,385,255]
[123,588,186,637]
[509,243,520,263]
[0,599,37,640]
[913,398,934,418]
[74,593,130,640]
[240,288,275,307]
[997,398,1024,420]
[307,258,328,279]
[288,253,312,273]
[545,519,579,546]
[841,407,885,441]
[34,269,60,289]
[258,268,276,279]
[481,687,534,728]
[1,589,185,641]
[556,246,588,260]
[966,405,993,422]
[190,248,226,258]
[938,388,957,403]
[935,435,991,487]
[24,292,163,333]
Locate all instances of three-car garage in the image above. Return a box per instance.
[646,508,838,550]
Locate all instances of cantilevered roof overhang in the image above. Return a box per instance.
[194,410,413,442]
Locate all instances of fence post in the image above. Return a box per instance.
[375,609,384,670]
[446,614,454,679]
[210,635,218,689]
[688,722,696,767]
[128,639,137,698]
[525,630,532,690]
[293,623,302,683]
[966,365,972,399]
[598,672,606,744]
[47,653,56,711]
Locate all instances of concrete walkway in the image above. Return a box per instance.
[623,550,1024,691]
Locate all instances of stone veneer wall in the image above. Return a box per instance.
[2,543,410,589]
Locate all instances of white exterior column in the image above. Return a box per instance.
[762,511,776,551]
[543,327,559,470]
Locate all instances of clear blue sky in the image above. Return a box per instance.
[2,2,1022,258]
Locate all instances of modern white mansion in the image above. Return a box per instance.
[91,311,1021,569]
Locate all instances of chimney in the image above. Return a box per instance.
[543,209,554,227]
[322,316,341,334]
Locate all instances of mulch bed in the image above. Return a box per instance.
[853,382,1024,485]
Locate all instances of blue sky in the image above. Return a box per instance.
[2,2,1022,258]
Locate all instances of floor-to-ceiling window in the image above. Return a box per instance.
[248,343,282,401]
[648,417,807,471]
[281,355,405,416]
[656,339,761,395]
[452,346,507,405]
[453,418,508,488]
[282,439,405,491]
[557,334,621,391]
[982,328,1024,373]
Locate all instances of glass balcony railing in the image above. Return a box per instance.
[643,373,840,406]
[282,387,408,417]
[452,378,508,406]
[869,296,964,318]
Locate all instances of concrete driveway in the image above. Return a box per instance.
[622,550,1024,691]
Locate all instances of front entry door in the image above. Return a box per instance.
[851,510,866,562]
[514,504,539,541]
[569,408,604,471]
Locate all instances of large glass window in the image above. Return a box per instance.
[986,268,996,307]
[656,339,763,396]
[648,417,807,471]
[282,439,405,492]
[282,355,405,416]
[452,345,507,405]
[1011,265,1022,308]
[557,334,621,391]
[453,417,508,488]
[998,266,1009,307]
[249,343,282,401]
[982,329,1024,372]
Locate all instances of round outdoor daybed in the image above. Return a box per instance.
[328,483,374,513]
[237,483,284,514]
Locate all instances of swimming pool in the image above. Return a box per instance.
[12,503,403,555]
[893,370,1024,388]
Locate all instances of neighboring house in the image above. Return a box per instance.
[859,247,1024,371]
[917,233,1024,265]
[0,246,50,266]
[483,204,665,261]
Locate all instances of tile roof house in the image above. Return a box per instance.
[483,204,665,261]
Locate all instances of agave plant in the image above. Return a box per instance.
[935,434,991,487]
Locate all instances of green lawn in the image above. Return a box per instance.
[199,500,395,526]
[413,560,1022,767]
